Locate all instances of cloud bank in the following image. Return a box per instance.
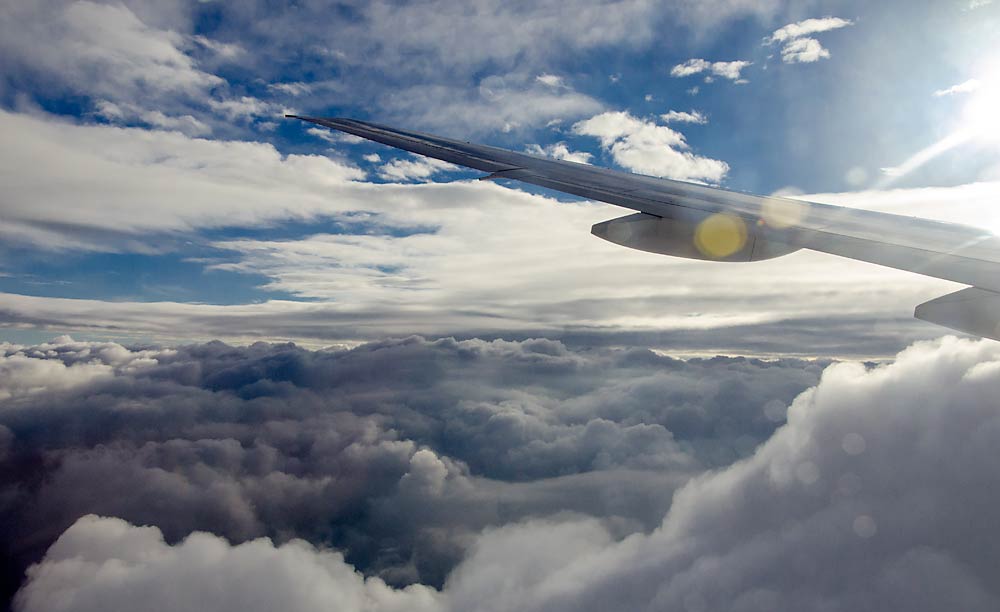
[0,335,823,607]
[9,336,1000,611]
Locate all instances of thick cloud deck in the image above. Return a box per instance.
[11,336,1000,611]
[0,335,819,606]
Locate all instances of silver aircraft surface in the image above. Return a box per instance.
[288,115,1000,341]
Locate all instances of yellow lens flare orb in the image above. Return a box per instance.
[694,213,748,259]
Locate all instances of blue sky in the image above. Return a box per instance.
[1,0,999,354]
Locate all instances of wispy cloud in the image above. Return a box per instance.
[670,59,752,82]
[764,16,854,64]
[661,110,707,124]
[377,156,459,182]
[934,79,982,97]
[535,74,567,88]
[525,142,593,163]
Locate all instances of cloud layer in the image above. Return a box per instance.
[0,335,823,607]
[10,335,1000,611]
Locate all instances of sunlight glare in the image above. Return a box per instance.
[961,75,1000,145]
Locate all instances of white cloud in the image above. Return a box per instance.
[535,74,567,88]
[0,355,111,401]
[572,111,729,182]
[95,101,211,136]
[780,37,830,64]
[16,515,443,612]
[765,16,854,64]
[267,82,314,96]
[934,79,982,97]
[0,335,170,400]
[190,34,246,60]
[377,156,459,182]
[661,110,707,124]
[209,96,285,122]
[0,109,366,250]
[7,109,1000,351]
[670,59,752,82]
[709,60,752,80]
[363,153,383,163]
[381,74,604,135]
[306,127,366,144]
[670,58,711,77]
[766,17,854,43]
[525,143,594,164]
[0,1,222,100]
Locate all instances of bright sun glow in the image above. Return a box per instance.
[961,76,1000,145]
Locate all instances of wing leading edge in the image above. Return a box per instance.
[288,115,1000,341]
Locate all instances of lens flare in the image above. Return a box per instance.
[694,213,747,259]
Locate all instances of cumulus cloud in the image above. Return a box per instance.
[765,16,854,64]
[779,37,830,63]
[670,59,752,82]
[572,111,729,182]
[14,336,1000,610]
[15,516,443,612]
[0,336,823,607]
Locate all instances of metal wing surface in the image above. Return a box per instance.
[288,115,1000,341]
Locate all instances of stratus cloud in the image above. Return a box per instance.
[16,336,1000,611]
[572,111,729,182]
[0,1,278,132]
[670,59,752,82]
[765,16,854,64]
[4,106,996,351]
[0,336,821,606]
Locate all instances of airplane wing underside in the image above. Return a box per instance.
[288,115,1000,341]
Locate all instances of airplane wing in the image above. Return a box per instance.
[288,115,1000,341]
